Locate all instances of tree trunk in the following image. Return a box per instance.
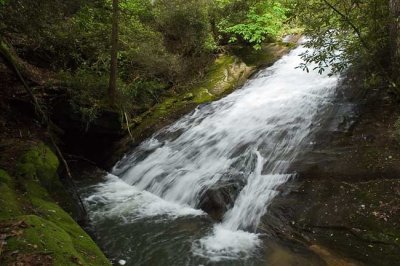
[389,0,400,83]
[108,0,119,105]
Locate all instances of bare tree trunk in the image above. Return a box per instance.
[109,0,119,105]
[390,0,400,83]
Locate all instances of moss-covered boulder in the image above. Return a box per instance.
[0,143,110,265]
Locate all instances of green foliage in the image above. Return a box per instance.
[0,0,297,129]
[121,80,167,105]
[221,2,287,49]
[0,0,89,68]
[0,169,22,220]
[58,69,109,126]
[211,0,291,49]
[58,68,169,127]
[153,0,213,56]
[296,0,391,75]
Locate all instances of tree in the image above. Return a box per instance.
[296,0,391,72]
[153,0,212,57]
[219,1,288,49]
[109,0,119,104]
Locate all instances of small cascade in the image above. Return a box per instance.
[84,43,341,263]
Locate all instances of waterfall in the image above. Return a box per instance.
[84,44,340,263]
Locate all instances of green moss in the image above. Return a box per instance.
[193,88,215,104]
[4,215,108,265]
[0,144,111,265]
[16,143,59,187]
[0,168,12,184]
[232,43,288,67]
[29,197,109,265]
[190,55,234,104]
[205,55,235,85]
[0,169,22,219]
[15,143,78,211]
[152,98,182,117]
[150,55,235,115]
[137,54,235,123]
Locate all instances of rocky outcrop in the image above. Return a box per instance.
[263,178,400,266]
[260,76,400,265]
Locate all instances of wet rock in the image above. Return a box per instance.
[198,180,244,221]
[288,80,400,181]
[262,241,326,266]
[263,178,400,266]
[262,80,400,265]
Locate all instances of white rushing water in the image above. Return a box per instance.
[85,44,340,262]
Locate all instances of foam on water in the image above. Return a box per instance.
[85,43,341,262]
[192,225,261,262]
[85,174,203,223]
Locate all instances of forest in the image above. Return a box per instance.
[0,0,400,265]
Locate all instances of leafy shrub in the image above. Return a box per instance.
[59,68,168,127]
[153,0,213,56]
[58,69,109,127]
[220,2,287,49]
[119,79,168,108]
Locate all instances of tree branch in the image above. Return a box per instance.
[321,0,369,50]
[321,0,400,95]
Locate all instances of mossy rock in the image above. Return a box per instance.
[15,143,59,189]
[231,43,289,67]
[3,215,108,265]
[0,143,110,265]
[193,88,215,104]
[0,169,22,220]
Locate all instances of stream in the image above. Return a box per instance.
[81,44,341,265]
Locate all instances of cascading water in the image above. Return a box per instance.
[83,43,341,265]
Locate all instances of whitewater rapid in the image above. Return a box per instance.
[84,44,340,263]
